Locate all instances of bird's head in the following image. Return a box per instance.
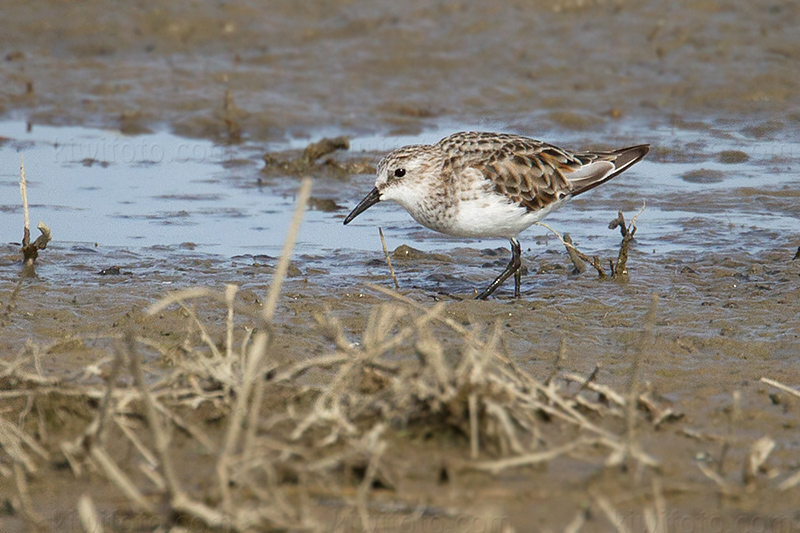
[343,144,438,224]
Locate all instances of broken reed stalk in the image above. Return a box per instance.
[610,202,646,238]
[2,157,35,323]
[178,302,224,359]
[220,179,311,515]
[536,221,606,279]
[611,203,645,281]
[470,439,591,474]
[760,377,800,399]
[779,468,800,491]
[649,476,667,533]
[469,392,479,459]
[378,227,400,289]
[225,284,238,358]
[89,446,153,513]
[696,460,733,494]
[243,363,267,457]
[591,256,608,280]
[630,201,646,226]
[593,491,631,533]
[536,222,582,260]
[263,177,312,321]
[18,155,52,269]
[744,436,775,485]
[219,309,269,514]
[563,234,587,274]
[0,413,48,473]
[89,350,125,448]
[564,510,588,533]
[124,333,182,502]
[13,461,47,529]
[0,154,52,326]
[356,425,386,533]
[20,155,30,248]
[77,494,103,533]
[608,211,628,238]
[612,226,635,281]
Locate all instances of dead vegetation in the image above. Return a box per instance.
[4,268,798,530]
[538,203,645,282]
[18,157,51,270]
[2,189,799,531]
[262,136,375,177]
[1,156,52,325]
[0,279,673,530]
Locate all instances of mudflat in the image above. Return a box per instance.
[2,1,800,531]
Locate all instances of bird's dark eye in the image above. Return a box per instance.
[393,168,406,178]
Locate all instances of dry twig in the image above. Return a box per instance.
[760,377,800,399]
[19,155,52,268]
[379,227,400,289]
[263,177,312,320]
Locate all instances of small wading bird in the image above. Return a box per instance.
[344,131,649,299]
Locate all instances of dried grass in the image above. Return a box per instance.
[0,191,794,530]
[1,294,668,527]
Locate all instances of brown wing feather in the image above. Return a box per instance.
[481,147,579,210]
[438,132,649,212]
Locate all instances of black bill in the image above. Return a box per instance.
[343,187,381,225]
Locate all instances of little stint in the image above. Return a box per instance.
[344,131,649,299]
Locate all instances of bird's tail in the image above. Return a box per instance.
[569,144,650,197]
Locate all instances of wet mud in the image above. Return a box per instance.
[3,236,800,531]
[2,1,799,141]
[2,0,800,531]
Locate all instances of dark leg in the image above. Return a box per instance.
[476,238,522,300]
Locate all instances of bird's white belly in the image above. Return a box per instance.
[445,194,570,238]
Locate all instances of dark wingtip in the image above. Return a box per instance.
[570,143,650,197]
[613,144,650,169]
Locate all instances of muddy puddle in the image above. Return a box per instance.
[2,118,799,286]
[2,1,800,531]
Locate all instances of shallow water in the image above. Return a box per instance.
[2,119,799,271]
